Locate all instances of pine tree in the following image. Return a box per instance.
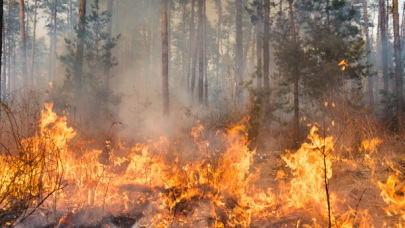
[236,0,243,102]
[256,0,262,87]
[30,0,38,85]
[393,0,403,120]
[362,0,373,105]
[198,0,203,103]
[58,0,121,122]
[162,0,170,115]
[263,0,270,88]
[20,0,27,86]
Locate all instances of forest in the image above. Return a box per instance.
[1,0,405,227]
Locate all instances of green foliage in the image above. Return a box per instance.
[55,0,121,123]
[272,0,372,111]
[246,83,282,143]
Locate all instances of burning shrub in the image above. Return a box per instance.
[0,103,71,227]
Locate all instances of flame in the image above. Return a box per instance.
[2,104,400,227]
[338,59,348,71]
[280,127,335,212]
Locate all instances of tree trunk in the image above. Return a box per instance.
[162,0,169,116]
[0,0,3,109]
[146,25,151,80]
[105,0,113,91]
[216,0,222,79]
[204,0,208,103]
[189,0,195,91]
[380,0,388,92]
[401,6,405,52]
[30,0,37,86]
[20,0,27,87]
[182,2,186,88]
[48,2,54,83]
[198,0,203,103]
[75,0,86,93]
[2,1,9,98]
[7,28,11,95]
[362,0,373,105]
[244,24,252,71]
[191,24,199,94]
[12,33,15,91]
[52,0,57,78]
[26,0,29,38]
[236,0,243,103]
[168,0,171,80]
[263,0,270,88]
[393,0,403,120]
[256,0,262,87]
[289,0,299,144]
[375,4,381,103]
[388,0,395,92]
[250,27,256,74]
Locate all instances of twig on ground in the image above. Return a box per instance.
[353,188,367,227]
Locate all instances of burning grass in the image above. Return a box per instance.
[1,102,405,227]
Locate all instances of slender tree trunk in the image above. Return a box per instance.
[393,0,403,120]
[289,0,299,144]
[188,0,195,91]
[0,0,3,107]
[30,0,37,86]
[198,0,203,103]
[256,0,262,87]
[95,4,99,89]
[48,2,54,83]
[244,24,252,71]
[216,0,221,79]
[147,0,152,81]
[2,1,9,98]
[162,0,169,115]
[20,0,27,87]
[147,25,151,80]
[7,29,11,94]
[168,0,171,80]
[376,5,381,103]
[191,24,199,94]
[263,0,270,88]
[142,26,148,78]
[12,33,15,90]
[182,2,186,88]
[388,0,395,92]
[204,0,208,103]
[105,0,113,91]
[250,27,256,73]
[75,0,86,93]
[380,0,388,92]
[52,0,57,78]
[401,6,405,52]
[363,0,373,105]
[26,0,29,37]
[236,0,243,103]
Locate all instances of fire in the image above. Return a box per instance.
[2,103,401,227]
[280,126,334,211]
[338,59,348,71]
